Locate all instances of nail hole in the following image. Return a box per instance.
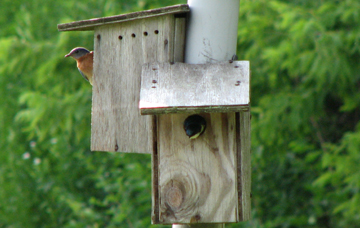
[152,80,157,83]
[151,86,156,88]
[118,35,123,40]
[234,65,239,68]
[154,30,159,34]
[131,33,136,38]
[164,39,168,45]
[97,34,101,40]
[194,214,201,221]
[143,31,148,36]
[152,67,157,71]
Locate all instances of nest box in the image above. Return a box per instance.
[58,4,251,225]
[58,4,190,153]
[140,61,251,224]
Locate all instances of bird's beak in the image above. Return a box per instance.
[64,53,71,57]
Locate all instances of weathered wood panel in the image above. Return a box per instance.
[91,15,185,153]
[174,17,186,62]
[237,111,251,221]
[154,113,238,224]
[58,4,189,31]
[140,61,250,115]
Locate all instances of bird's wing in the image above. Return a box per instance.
[78,68,89,82]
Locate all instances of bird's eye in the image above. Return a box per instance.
[75,50,79,53]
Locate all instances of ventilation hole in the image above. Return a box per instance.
[143,31,148,36]
[131,33,136,38]
[118,35,123,40]
[154,30,159,34]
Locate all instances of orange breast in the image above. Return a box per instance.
[77,52,94,84]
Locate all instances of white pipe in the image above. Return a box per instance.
[185,0,240,64]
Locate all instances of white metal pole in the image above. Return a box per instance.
[176,0,240,227]
[185,0,240,64]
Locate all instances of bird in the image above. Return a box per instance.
[183,115,206,139]
[65,47,94,85]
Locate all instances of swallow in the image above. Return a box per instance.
[65,47,93,85]
[183,115,206,139]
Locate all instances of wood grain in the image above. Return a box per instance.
[237,111,251,221]
[58,4,189,31]
[91,15,186,153]
[155,113,239,224]
[140,61,250,115]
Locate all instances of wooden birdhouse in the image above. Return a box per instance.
[140,61,251,224]
[58,4,190,153]
[58,3,251,226]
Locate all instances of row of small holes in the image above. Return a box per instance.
[118,30,159,40]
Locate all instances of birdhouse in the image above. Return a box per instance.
[140,61,251,224]
[58,4,190,153]
[58,3,251,225]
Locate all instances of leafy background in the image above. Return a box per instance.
[0,0,359,227]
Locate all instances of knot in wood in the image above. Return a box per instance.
[164,180,185,209]
[165,185,184,209]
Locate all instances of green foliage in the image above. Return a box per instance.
[235,0,360,227]
[0,0,359,227]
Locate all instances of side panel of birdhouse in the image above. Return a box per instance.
[153,112,251,224]
[237,111,251,221]
[91,15,186,153]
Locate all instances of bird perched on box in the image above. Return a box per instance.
[183,115,206,139]
[65,47,93,85]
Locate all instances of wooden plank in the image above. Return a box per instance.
[91,15,179,153]
[140,61,250,115]
[58,4,189,31]
[237,111,251,221]
[173,17,186,62]
[155,113,238,224]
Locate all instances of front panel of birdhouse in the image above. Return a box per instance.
[152,111,251,224]
[91,15,186,153]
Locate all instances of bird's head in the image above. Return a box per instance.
[65,47,90,59]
